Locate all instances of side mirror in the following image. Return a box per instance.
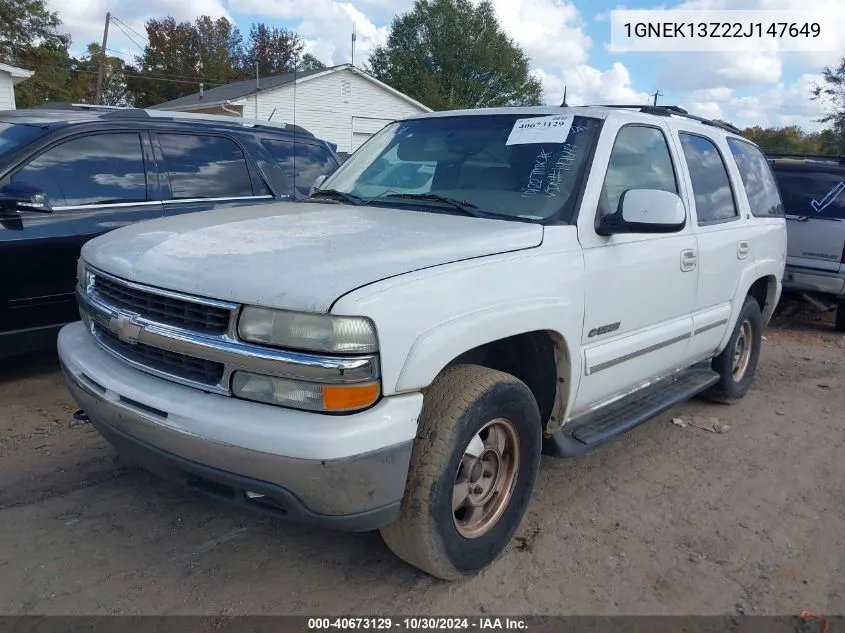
[0,182,52,215]
[309,175,329,197]
[597,189,686,236]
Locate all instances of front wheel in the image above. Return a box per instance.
[701,295,763,403]
[379,364,541,580]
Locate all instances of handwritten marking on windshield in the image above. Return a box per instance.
[811,181,845,214]
[522,149,552,197]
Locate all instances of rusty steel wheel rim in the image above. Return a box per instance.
[452,418,520,539]
[732,319,753,381]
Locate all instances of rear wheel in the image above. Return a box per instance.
[835,301,845,333]
[379,364,541,580]
[701,295,763,403]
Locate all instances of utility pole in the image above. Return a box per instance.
[351,23,357,67]
[652,90,663,106]
[94,12,111,105]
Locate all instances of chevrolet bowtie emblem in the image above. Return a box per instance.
[110,311,142,345]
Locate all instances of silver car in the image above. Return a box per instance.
[769,154,845,331]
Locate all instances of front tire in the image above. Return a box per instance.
[380,364,541,580]
[702,295,763,403]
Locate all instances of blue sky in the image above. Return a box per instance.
[51,0,842,131]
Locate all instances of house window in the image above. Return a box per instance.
[341,80,352,98]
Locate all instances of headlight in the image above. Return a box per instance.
[77,259,94,292]
[232,372,380,412]
[238,307,378,354]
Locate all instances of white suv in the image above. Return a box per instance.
[58,105,787,580]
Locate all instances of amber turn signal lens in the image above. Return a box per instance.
[322,383,380,411]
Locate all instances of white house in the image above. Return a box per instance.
[0,63,34,110]
[152,64,432,155]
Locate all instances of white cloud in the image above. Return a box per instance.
[484,0,592,69]
[535,62,653,107]
[229,0,394,65]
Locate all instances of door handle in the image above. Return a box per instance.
[680,249,697,272]
[737,241,750,259]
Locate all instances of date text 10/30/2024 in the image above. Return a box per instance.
[307,618,529,630]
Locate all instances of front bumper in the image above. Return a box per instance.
[58,322,423,532]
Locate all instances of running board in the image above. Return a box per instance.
[543,365,720,458]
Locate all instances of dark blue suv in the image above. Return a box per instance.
[0,105,341,358]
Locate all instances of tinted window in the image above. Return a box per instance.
[262,140,339,197]
[771,166,845,220]
[602,125,677,216]
[159,134,254,199]
[727,139,784,217]
[679,133,737,223]
[12,133,147,207]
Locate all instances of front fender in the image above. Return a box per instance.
[395,299,583,395]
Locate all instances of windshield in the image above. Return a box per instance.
[0,122,45,158]
[318,113,602,222]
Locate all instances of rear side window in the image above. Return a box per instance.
[12,133,147,207]
[726,139,784,217]
[262,140,339,197]
[771,166,845,220]
[679,133,738,223]
[158,134,255,200]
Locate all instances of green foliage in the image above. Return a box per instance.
[70,43,130,106]
[811,57,845,152]
[367,0,543,110]
[297,53,326,72]
[243,24,303,78]
[0,0,69,63]
[126,16,306,107]
[741,125,842,155]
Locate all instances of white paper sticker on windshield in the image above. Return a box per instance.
[506,115,574,146]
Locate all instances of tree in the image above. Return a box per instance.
[367,0,543,110]
[740,125,840,155]
[1,0,77,107]
[195,16,243,86]
[70,43,130,106]
[0,0,69,63]
[242,24,304,78]
[812,57,845,152]
[126,16,207,108]
[297,53,326,72]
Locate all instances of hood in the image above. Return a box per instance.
[82,202,544,312]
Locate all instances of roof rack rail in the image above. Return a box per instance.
[582,104,743,135]
[95,107,315,136]
[30,102,131,111]
[765,151,845,165]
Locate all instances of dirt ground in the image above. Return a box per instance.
[1,297,844,616]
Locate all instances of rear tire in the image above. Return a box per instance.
[379,364,541,580]
[835,301,845,333]
[701,295,763,404]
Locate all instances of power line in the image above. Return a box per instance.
[110,16,148,45]
[110,20,146,53]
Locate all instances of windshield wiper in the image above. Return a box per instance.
[307,188,366,206]
[380,193,486,218]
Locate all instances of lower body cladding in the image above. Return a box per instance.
[57,322,422,532]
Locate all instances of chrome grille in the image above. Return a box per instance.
[93,274,232,335]
[94,324,225,387]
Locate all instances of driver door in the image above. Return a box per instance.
[572,121,699,415]
[0,131,162,341]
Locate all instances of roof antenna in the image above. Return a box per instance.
[560,86,568,107]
